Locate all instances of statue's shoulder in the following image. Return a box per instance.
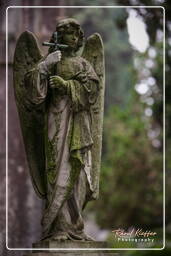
[74,56,92,67]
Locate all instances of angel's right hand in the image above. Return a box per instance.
[44,50,62,68]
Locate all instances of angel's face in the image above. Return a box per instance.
[62,26,79,50]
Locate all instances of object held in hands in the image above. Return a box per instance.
[42,31,68,51]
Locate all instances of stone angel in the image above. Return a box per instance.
[13,18,105,242]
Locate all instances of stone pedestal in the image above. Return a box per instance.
[24,240,120,256]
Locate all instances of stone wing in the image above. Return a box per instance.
[82,33,105,199]
[13,31,46,198]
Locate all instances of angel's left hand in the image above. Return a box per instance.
[49,76,67,89]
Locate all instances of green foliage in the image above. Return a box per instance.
[94,95,163,229]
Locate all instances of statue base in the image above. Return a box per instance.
[23,240,119,255]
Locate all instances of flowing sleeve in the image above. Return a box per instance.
[66,59,100,113]
[24,61,49,106]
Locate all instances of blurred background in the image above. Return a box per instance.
[0,0,170,255]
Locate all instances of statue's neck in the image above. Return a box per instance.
[61,48,76,58]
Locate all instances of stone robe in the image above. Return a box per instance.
[24,55,99,240]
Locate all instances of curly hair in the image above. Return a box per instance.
[48,18,84,54]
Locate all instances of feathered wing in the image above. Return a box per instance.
[13,31,46,198]
[82,33,105,199]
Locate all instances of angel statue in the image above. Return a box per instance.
[13,18,105,242]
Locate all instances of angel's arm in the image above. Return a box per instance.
[49,59,99,112]
[24,63,48,106]
[24,50,61,106]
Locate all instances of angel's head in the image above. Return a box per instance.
[49,18,84,53]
